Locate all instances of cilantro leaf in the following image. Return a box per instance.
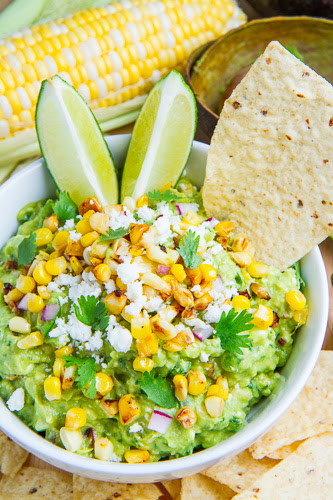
[41,302,61,338]
[63,355,97,398]
[17,232,37,266]
[148,189,183,202]
[291,262,305,288]
[74,295,109,331]
[54,191,78,223]
[178,230,201,269]
[215,308,253,356]
[140,372,178,409]
[98,227,130,242]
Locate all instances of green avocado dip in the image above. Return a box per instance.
[0,181,307,463]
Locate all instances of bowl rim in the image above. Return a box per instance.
[0,134,329,480]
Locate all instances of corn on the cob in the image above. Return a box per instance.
[0,0,245,169]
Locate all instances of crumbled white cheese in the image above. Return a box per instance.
[7,388,24,412]
[117,262,142,285]
[153,215,173,245]
[129,423,143,433]
[48,317,69,344]
[136,205,155,222]
[200,352,210,363]
[124,297,147,317]
[55,274,81,288]
[84,330,103,351]
[107,323,132,353]
[110,453,122,462]
[145,296,163,313]
[58,295,69,306]
[68,279,102,304]
[68,230,81,242]
[204,301,232,324]
[107,207,135,230]
[101,363,107,369]
[191,284,201,293]
[125,280,143,302]
[156,201,174,218]
[104,279,116,294]
[184,316,207,329]
[62,219,75,230]
[47,281,62,294]
[66,313,92,342]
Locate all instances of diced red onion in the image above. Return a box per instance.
[147,410,173,434]
[176,203,198,216]
[193,325,214,342]
[157,265,170,275]
[41,303,59,322]
[213,274,224,293]
[205,217,213,222]
[17,294,29,311]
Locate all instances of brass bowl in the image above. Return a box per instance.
[186,17,333,143]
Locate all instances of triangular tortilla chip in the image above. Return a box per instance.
[162,479,182,498]
[73,475,160,500]
[0,431,28,476]
[180,474,234,500]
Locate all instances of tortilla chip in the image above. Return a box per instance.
[0,466,73,498]
[265,440,304,459]
[0,431,28,476]
[202,450,278,493]
[73,475,160,500]
[232,432,333,499]
[180,474,234,500]
[203,41,333,270]
[162,479,182,498]
[249,351,333,459]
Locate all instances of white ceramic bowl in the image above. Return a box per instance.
[0,135,329,483]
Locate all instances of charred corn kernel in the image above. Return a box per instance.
[141,272,170,292]
[16,275,36,294]
[293,308,308,324]
[174,287,194,308]
[207,384,225,399]
[53,231,69,251]
[64,240,84,257]
[45,256,67,275]
[131,316,151,339]
[130,224,150,245]
[55,345,74,358]
[231,295,251,311]
[100,399,119,418]
[44,214,59,233]
[141,226,158,249]
[194,293,213,311]
[173,329,195,347]
[133,356,154,372]
[200,263,217,282]
[123,197,136,212]
[33,261,52,285]
[250,283,271,300]
[34,228,53,247]
[215,221,235,236]
[17,330,43,349]
[216,375,229,399]
[70,256,83,275]
[186,266,202,285]
[161,274,179,294]
[95,373,114,396]
[247,262,269,278]
[79,197,102,216]
[176,406,197,429]
[182,210,200,226]
[53,359,65,379]
[76,218,92,235]
[119,394,141,425]
[130,245,144,257]
[192,280,213,299]
[59,427,82,452]
[146,245,171,266]
[163,340,183,352]
[232,233,248,252]
[142,285,158,299]
[104,290,127,315]
[90,241,109,259]
[116,277,127,291]
[5,288,24,303]
[65,407,87,429]
[187,370,207,396]
[81,231,99,248]
[125,449,150,463]
[94,437,114,461]
[44,376,62,401]
[27,293,44,313]
[94,263,112,282]
[37,285,50,300]
[173,374,188,402]
[136,195,148,208]
[285,290,306,310]
[89,212,108,235]
[232,251,253,268]
[171,264,186,283]
[62,366,76,391]
[205,396,224,418]
[151,317,177,340]
[136,333,159,357]
[8,316,30,334]
[252,304,274,329]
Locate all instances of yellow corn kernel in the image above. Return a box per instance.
[5,288,24,304]
[186,266,202,285]
[205,396,224,418]
[174,287,194,308]
[136,195,149,208]
[293,308,308,324]
[33,261,52,285]
[216,375,229,400]
[55,345,74,358]
[200,263,217,282]
[45,256,67,276]
[151,316,177,340]
[8,316,31,334]
[171,263,186,283]
[100,399,119,418]
[62,366,76,391]
[37,285,50,300]
[44,376,62,401]
[36,251,50,262]
[89,212,108,235]
[79,197,102,216]
[194,293,213,311]
[141,272,170,292]
[215,221,235,236]
[146,245,171,266]
[231,295,251,312]
[104,290,127,315]
[52,231,70,251]
[116,277,127,291]
[247,261,269,278]
[285,290,306,311]
[94,437,114,461]
[182,210,200,226]
[27,293,44,313]
[48,249,62,260]
[187,370,207,396]
[131,316,151,339]
[64,240,84,257]
[133,356,154,373]
[16,275,36,294]
[95,372,114,396]
[53,358,65,379]
[70,256,83,275]
[81,231,99,248]
[65,407,87,429]
[232,233,248,252]
[130,245,144,257]
[34,228,53,247]
[173,374,188,402]
[82,209,96,220]
[136,332,159,357]
[76,218,92,235]
[124,449,150,463]
[252,304,274,329]
[93,263,112,283]
[140,226,158,249]
[175,406,197,429]
[130,224,150,245]
[59,427,82,452]
[163,341,183,352]
[119,394,141,425]
[90,241,109,259]
[207,384,225,399]
[44,214,59,233]
[232,251,253,268]
[17,330,43,349]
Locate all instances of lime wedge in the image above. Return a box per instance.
[121,71,197,200]
[36,75,118,206]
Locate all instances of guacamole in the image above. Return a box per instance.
[0,181,307,463]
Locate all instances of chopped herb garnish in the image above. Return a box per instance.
[54,191,78,223]
[98,227,130,242]
[215,308,253,355]
[17,232,37,267]
[148,189,183,202]
[63,355,97,398]
[140,372,178,409]
[74,295,109,331]
[178,229,201,269]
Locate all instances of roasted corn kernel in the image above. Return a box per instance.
[250,283,271,300]
[81,231,99,248]
[119,394,141,425]
[200,263,217,282]
[95,372,114,396]
[215,221,235,236]
[94,437,114,461]
[247,261,269,278]
[285,290,306,311]
[65,407,87,429]
[133,356,154,372]
[187,370,207,396]
[232,251,253,268]
[141,272,170,292]
[37,285,50,300]
[94,263,112,282]
[136,332,159,357]
[171,263,186,283]
[16,275,35,294]
[205,396,224,418]
[62,365,76,391]
[130,224,150,245]
[89,212,108,235]
[136,195,149,208]
[44,214,59,233]
[231,233,248,252]
[173,374,188,402]
[76,218,92,235]
[53,358,65,379]
[33,261,52,285]
[55,345,74,358]
[44,376,61,401]
[131,316,151,339]
[231,295,251,311]
[79,197,102,215]
[52,230,70,251]
[34,228,53,247]
[104,290,127,315]
[45,256,67,275]
[252,304,274,329]
[100,399,119,418]
[17,330,43,349]
[70,256,83,275]
[125,449,150,463]
[59,427,82,452]
[8,316,30,334]
[175,406,197,429]
[216,375,229,400]
[27,293,44,313]
[174,287,194,308]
